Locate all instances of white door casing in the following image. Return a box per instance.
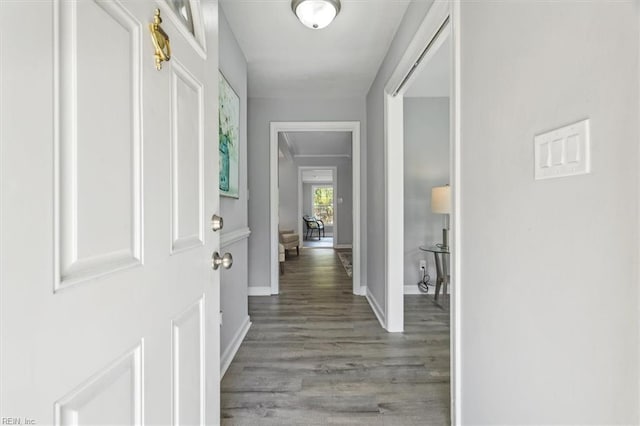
[0,0,221,424]
[382,0,459,422]
[269,121,362,296]
[382,1,451,332]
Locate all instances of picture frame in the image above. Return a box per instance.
[218,71,240,199]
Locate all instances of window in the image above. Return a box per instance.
[313,186,334,225]
[167,0,195,35]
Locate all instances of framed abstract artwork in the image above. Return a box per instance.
[218,71,239,198]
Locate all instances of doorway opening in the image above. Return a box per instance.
[270,122,362,296]
[402,26,451,298]
[383,1,460,422]
[298,167,338,249]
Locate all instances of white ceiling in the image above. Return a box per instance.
[220,0,411,98]
[404,33,450,98]
[279,131,351,158]
[302,169,334,183]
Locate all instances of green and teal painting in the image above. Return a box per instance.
[218,71,239,198]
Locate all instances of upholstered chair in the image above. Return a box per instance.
[279,229,300,257]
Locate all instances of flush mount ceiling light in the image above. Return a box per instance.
[291,0,341,30]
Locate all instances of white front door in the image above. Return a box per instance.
[0,0,221,424]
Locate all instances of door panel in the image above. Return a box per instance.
[172,298,205,425]
[170,61,205,254]
[0,0,220,424]
[56,0,143,289]
[55,344,143,425]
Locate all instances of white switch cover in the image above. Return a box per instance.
[534,119,590,180]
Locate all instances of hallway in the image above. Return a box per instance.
[221,249,450,425]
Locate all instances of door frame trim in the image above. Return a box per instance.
[383,2,451,332]
[382,0,461,423]
[269,121,362,296]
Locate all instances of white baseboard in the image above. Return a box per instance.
[365,289,386,330]
[404,284,423,295]
[220,316,251,378]
[334,244,352,249]
[355,285,367,296]
[404,284,450,295]
[248,286,272,296]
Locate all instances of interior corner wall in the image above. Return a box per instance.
[277,159,296,232]
[458,2,639,423]
[365,0,435,319]
[302,183,314,219]
[248,98,366,290]
[218,8,249,368]
[403,97,449,290]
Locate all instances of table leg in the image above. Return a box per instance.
[442,253,450,307]
[433,252,443,301]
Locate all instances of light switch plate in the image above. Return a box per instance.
[534,119,590,180]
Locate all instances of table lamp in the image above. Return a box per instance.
[431,185,451,250]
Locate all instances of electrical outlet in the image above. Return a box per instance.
[419,260,427,271]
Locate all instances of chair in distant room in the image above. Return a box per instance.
[279,243,285,275]
[303,215,325,240]
[279,229,300,257]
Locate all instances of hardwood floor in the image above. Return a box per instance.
[303,236,334,248]
[221,248,450,425]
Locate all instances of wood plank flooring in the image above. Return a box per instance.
[303,236,334,248]
[221,248,450,425]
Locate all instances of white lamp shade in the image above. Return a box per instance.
[431,185,451,214]
[292,0,340,29]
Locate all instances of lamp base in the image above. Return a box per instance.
[440,228,449,251]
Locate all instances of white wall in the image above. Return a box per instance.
[219,8,250,373]
[403,97,449,289]
[458,2,639,423]
[365,0,435,321]
[248,98,366,289]
[278,159,298,232]
[302,183,314,218]
[368,0,640,422]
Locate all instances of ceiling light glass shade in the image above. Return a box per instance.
[292,0,341,29]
